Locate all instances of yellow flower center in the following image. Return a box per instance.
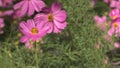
[31,28,39,34]
[48,14,54,22]
[113,23,118,28]
[113,16,117,19]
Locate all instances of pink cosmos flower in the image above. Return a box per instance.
[108,18,120,36]
[0,0,13,7]
[14,0,45,17]
[34,2,67,33]
[109,9,120,20]
[114,42,120,48]
[94,15,107,30]
[0,18,4,34]
[19,19,48,48]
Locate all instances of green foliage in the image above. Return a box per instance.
[0,0,114,68]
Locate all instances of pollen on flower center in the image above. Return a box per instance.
[113,16,117,19]
[48,14,54,22]
[31,28,39,34]
[113,23,118,28]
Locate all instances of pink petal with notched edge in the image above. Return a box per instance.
[27,19,35,29]
[36,21,45,30]
[54,10,67,22]
[31,0,39,12]
[33,0,45,11]
[28,1,34,16]
[51,2,62,13]
[53,25,61,33]
[14,1,24,10]
[54,20,67,29]
[19,21,31,33]
[34,13,48,23]
[45,22,53,33]
[20,1,28,17]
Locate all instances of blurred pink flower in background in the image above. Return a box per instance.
[94,15,107,30]
[91,0,98,6]
[0,10,13,17]
[19,19,48,48]
[104,0,109,3]
[103,35,112,42]
[34,2,67,33]
[114,42,120,48]
[14,0,45,17]
[0,0,13,7]
[115,0,120,9]
[109,9,120,20]
[109,0,117,8]
[0,18,4,34]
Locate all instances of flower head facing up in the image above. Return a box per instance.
[31,27,39,34]
[108,18,120,36]
[113,22,119,28]
[109,9,120,20]
[48,14,54,22]
[19,19,48,48]
[34,2,67,33]
[14,0,45,17]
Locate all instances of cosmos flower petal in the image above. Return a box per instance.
[33,0,45,11]
[45,22,53,33]
[34,13,48,22]
[19,21,31,33]
[28,1,35,16]
[20,1,28,17]
[51,2,62,12]
[54,10,67,22]
[31,0,39,12]
[27,19,35,28]
[20,36,28,43]
[14,1,24,10]
[54,20,67,29]
[53,25,61,33]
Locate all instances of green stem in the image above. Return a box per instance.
[35,41,39,68]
